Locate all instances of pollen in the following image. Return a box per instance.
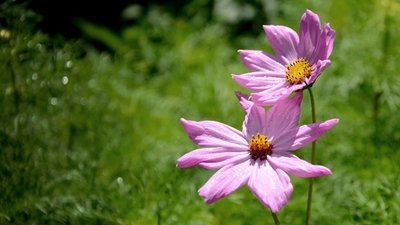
[249,133,272,160]
[285,58,312,84]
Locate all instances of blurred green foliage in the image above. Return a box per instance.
[1,0,400,224]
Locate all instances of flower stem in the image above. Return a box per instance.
[271,211,280,225]
[305,87,316,225]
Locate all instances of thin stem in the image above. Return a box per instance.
[271,211,280,225]
[308,87,317,164]
[305,87,316,225]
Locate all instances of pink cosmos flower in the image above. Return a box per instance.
[177,92,339,212]
[232,10,335,106]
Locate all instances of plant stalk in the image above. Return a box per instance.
[305,87,316,225]
[271,211,280,225]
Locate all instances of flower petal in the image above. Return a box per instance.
[298,9,321,59]
[198,160,252,203]
[239,50,286,72]
[265,92,303,140]
[310,23,336,64]
[242,100,267,140]
[235,91,252,113]
[275,168,293,202]
[263,25,299,62]
[251,83,302,106]
[269,152,332,177]
[307,59,331,84]
[248,160,293,212]
[273,118,339,151]
[232,71,286,92]
[177,147,249,170]
[180,118,248,149]
[198,154,249,170]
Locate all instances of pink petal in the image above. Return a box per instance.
[247,160,293,212]
[239,50,286,72]
[180,118,248,150]
[251,83,302,106]
[310,23,336,64]
[242,101,267,140]
[275,168,293,202]
[198,160,252,203]
[307,59,331,84]
[298,9,321,59]
[322,24,335,58]
[232,71,286,92]
[268,152,332,177]
[235,91,252,113]
[177,147,249,170]
[265,92,303,140]
[263,25,299,62]
[198,154,249,170]
[273,118,339,151]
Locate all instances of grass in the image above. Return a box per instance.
[1,0,400,224]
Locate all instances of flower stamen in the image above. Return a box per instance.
[285,58,312,84]
[249,133,272,160]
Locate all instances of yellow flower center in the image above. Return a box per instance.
[285,58,312,84]
[248,133,272,160]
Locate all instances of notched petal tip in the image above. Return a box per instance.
[179,118,204,142]
[304,9,318,17]
[231,75,246,87]
[238,50,252,61]
[321,167,333,176]
[235,91,251,105]
[198,189,215,204]
[310,165,332,177]
[176,158,188,168]
[234,91,248,100]
[300,9,321,27]
[176,158,197,169]
[238,49,262,57]
[302,9,321,26]
[331,118,340,124]
[262,24,279,31]
[179,117,189,125]
[231,74,248,86]
[180,117,194,131]
[263,24,296,38]
[311,118,340,136]
[238,49,250,55]
[323,23,336,34]
[180,117,191,132]
[235,91,252,111]
[311,165,333,177]
[324,118,340,129]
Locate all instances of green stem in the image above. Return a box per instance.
[305,87,316,225]
[271,211,280,225]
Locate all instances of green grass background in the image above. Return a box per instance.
[1,0,400,224]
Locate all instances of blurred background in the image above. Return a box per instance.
[1,0,400,224]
